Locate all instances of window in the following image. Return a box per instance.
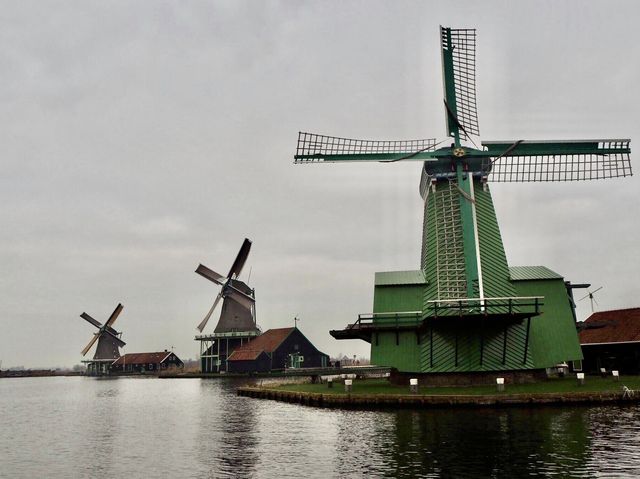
[572,360,583,371]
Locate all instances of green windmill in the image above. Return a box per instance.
[294,27,632,377]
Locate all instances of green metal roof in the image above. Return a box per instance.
[509,266,563,281]
[375,270,426,286]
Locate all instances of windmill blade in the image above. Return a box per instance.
[227,238,252,279]
[105,303,124,328]
[197,291,223,333]
[81,333,100,356]
[195,264,226,285]
[441,27,479,139]
[294,132,439,163]
[483,139,632,182]
[104,329,126,348]
[226,284,256,310]
[80,312,103,329]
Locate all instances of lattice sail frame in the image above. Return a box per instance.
[295,132,438,163]
[441,27,479,138]
[483,139,632,182]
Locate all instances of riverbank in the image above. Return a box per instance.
[237,377,640,409]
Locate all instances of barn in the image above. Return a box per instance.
[110,351,184,374]
[226,327,329,373]
[579,308,640,374]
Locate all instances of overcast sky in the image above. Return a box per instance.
[1,1,639,368]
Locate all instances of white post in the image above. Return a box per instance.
[410,378,419,394]
[577,372,585,386]
[344,379,353,393]
[496,377,505,392]
[612,370,620,381]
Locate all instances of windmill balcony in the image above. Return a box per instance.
[424,296,543,321]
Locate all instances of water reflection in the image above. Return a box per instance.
[2,378,640,478]
[197,379,260,478]
[382,408,593,478]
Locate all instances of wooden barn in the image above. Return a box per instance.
[579,308,640,374]
[226,327,329,373]
[110,351,184,374]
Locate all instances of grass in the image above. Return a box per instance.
[273,376,640,396]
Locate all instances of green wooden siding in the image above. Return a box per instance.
[371,331,421,372]
[512,278,583,367]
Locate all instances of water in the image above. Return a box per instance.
[1,377,640,478]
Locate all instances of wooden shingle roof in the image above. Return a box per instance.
[227,327,294,361]
[112,351,174,365]
[579,308,640,345]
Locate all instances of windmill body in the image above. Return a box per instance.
[80,303,126,376]
[295,27,632,377]
[194,238,261,373]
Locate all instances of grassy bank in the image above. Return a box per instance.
[273,376,640,396]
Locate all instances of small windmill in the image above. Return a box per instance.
[580,286,603,313]
[195,238,257,333]
[293,26,632,374]
[80,304,125,375]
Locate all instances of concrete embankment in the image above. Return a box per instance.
[237,387,640,409]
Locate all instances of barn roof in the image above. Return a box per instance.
[509,266,563,281]
[375,270,426,286]
[579,308,640,345]
[112,351,175,365]
[227,327,294,361]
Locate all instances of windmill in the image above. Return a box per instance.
[194,238,260,373]
[293,27,632,375]
[580,286,603,313]
[80,303,126,375]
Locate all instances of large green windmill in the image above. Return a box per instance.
[293,27,632,377]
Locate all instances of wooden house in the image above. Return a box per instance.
[579,308,640,374]
[226,327,329,373]
[110,351,184,374]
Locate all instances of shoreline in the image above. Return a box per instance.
[237,386,640,409]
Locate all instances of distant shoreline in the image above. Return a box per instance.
[0,370,85,378]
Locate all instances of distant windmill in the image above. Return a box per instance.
[80,303,126,364]
[580,287,603,313]
[195,238,257,333]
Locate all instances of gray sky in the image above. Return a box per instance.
[2,1,639,368]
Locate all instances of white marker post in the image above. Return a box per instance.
[410,378,418,394]
[496,377,505,392]
[577,372,585,386]
[344,379,352,393]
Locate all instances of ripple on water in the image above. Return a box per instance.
[1,378,640,478]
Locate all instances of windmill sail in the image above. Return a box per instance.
[483,139,632,182]
[295,132,438,163]
[441,27,479,139]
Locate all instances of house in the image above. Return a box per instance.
[226,327,329,373]
[110,351,184,374]
[578,308,640,374]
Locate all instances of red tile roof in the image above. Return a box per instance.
[227,327,294,361]
[579,308,640,345]
[112,351,175,365]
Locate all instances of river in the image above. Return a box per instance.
[1,377,639,478]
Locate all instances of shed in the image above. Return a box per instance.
[111,351,184,374]
[579,308,640,373]
[227,327,329,373]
